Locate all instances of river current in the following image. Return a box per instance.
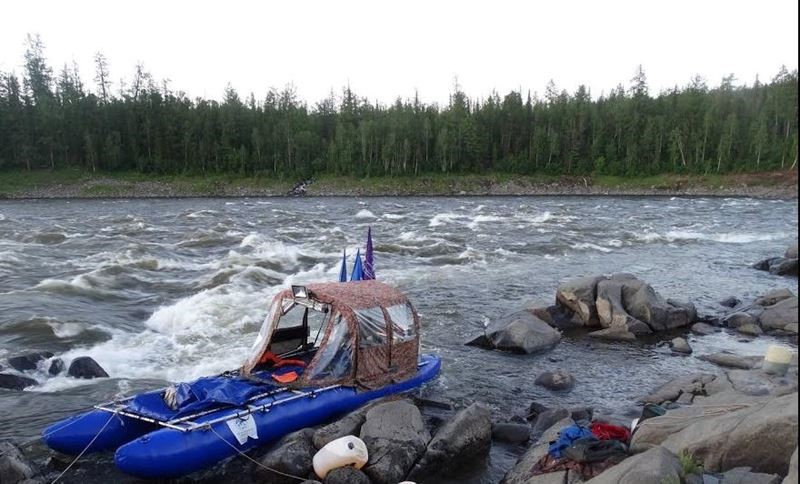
[0,196,797,482]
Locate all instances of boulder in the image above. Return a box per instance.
[48,358,65,376]
[313,407,368,450]
[492,421,531,445]
[785,323,799,334]
[784,447,798,484]
[753,257,784,272]
[479,310,562,354]
[0,441,36,483]
[323,466,371,484]
[359,400,430,484]
[531,408,571,437]
[667,298,698,324]
[671,337,693,355]
[641,392,798,475]
[530,304,584,330]
[724,312,760,330]
[7,351,54,372]
[407,402,491,481]
[623,280,692,331]
[736,323,764,336]
[787,243,799,260]
[699,352,760,370]
[535,370,576,391]
[638,373,717,405]
[527,401,551,421]
[759,297,799,331]
[254,429,316,484]
[588,327,637,341]
[67,357,108,379]
[755,288,795,307]
[771,259,798,276]
[569,406,594,424]
[718,467,781,484]
[595,279,652,335]
[556,276,605,326]
[692,322,719,335]
[0,373,38,391]
[719,296,741,308]
[503,417,575,484]
[584,446,681,484]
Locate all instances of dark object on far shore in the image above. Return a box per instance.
[288,179,313,196]
[67,356,109,379]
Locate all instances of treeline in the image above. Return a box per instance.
[0,35,797,178]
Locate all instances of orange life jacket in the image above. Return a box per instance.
[258,351,307,369]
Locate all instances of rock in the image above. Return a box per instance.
[516,471,568,484]
[668,298,698,324]
[692,322,719,335]
[47,358,64,376]
[719,296,741,308]
[676,391,695,405]
[503,417,575,484]
[0,374,38,391]
[621,277,692,331]
[771,259,798,276]
[719,467,781,484]
[595,279,652,335]
[323,466,371,484]
[465,334,491,348]
[787,243,799,260]
[724,312,759,329]
[755,288,795,306]
[569,406,593,424]
[671,337,693,354]
[785,323,799,334]
[638,373,717,405]
[535,370,576,391]
[784,447,798,484]
[736,323,764,336]
[588,327,637,341]
[7,351,54,372]
[699,352,760,370]
[481,310,562,354]
[492,421,530,444]
[531,408,571,437]
[753,257,783,271]
[67,357,108,379]
[584,446,682,484]
[0,442,36,483]
[313,407,368,450]
[556,275,605,326]
[637,392,798,475]
[527,401,551,421]
[254,429,316,484]
[359,400,430,484]
[530,304,584,330]
[760,297,799,331]
[407,403,491,481]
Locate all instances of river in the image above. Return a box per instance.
[0,196,797,482]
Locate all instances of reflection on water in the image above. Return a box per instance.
[0,196,797,482]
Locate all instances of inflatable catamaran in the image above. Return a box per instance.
[43,279,441,478]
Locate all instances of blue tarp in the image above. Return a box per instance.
[548,424,595,459]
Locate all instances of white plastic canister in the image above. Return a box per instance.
[762,345,793,376]
[312,435,369,479]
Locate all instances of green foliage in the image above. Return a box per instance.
[678,450,704,476]
[0,37,797,178]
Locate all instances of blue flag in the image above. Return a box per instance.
[338,250,347,282]
[364,227,375,280]
[350,249,364,281]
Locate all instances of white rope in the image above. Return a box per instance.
[50,412,116,484]
[206,425,307,482]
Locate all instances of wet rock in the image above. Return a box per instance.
[785,323,799,334]
[588,326,637,341]
[359,400,430,484]
[477,310,562,354]
[492,421,531,445]
[570,406,593,424]
[596,278,652,336]
[531,408,570,436]
[503,417,575,484]
[556,275,605,326]
[7,351,54,372]
[638,373,716,405]
[67,357,109,379]
[671,337,693,354]
[699,352,760,370]
[535,370,576,391]
[323,466,370,484]
[724,312,759,329]
[48,358,65,376]
[0,441,36,483]
[584,446,681,484]
[755,288,795,307]
[771,259,798,276]
[312,406,368,449]
[0,373,38,391]
[692,322,719,335]
[787,243,799,260]
[759,297,798,331]
[784,447,798,484]
[719,467,781,484]
[408,402,491,481]
[254,428,316,484]
[518,471,568,484]
[719,296,741,308]
[668,298,698,324]
[527,401,551,421]
[621,277,692,331]
[530,304,584,330]
[736,323,764,336]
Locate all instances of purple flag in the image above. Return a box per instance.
[364,227,375,280]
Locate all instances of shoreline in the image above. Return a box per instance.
[0,170,797,200]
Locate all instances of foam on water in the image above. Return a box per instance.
[355,209,377,219]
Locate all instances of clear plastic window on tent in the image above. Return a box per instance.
[306,314,353,382]
[387,303,416,343]
[355,307,388,347]
[245,298,282,370]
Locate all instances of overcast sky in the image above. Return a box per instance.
[1,0,797,105]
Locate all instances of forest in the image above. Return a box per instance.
[0,35,797,179]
